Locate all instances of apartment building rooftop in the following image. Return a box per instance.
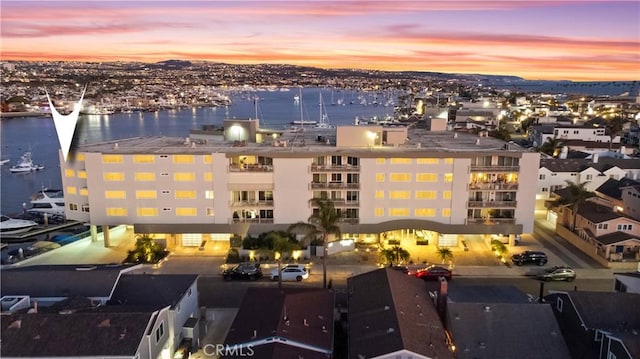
[73,125,519,156]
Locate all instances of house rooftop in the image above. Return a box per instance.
[0,311,154,357]
[595,231,640,245]
[447,285,533,303]
[224,288,333,357]
[109,274,198,309]
[576,201,632,223]
[0,264,139,299]
[348,268,453,359]
[447,303,571,359]
[596,177,640,200]
[564,291,640,330]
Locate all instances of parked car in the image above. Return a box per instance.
[390,265,410,274]
[511,251,548,266]
[282,264,310,273]
[415,265,452,280]
[222,262,262,281]
[270,266,309,281]
[537,266,576,282]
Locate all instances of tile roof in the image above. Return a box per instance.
[576,201,624,223]
[224,288,333,358]
[348,268,453,359]
[0,264,138,299]
[110,274,198,309]
[447,285,532,303]
[596,177,640,200]
[447,303,571,359]
[595,231,640,245]
[565,291,640,330]
[0,311,153,357]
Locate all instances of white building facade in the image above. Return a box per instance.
[60,126,539,248]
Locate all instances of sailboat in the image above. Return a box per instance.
[314,92,334,129]
[290,88,318,126]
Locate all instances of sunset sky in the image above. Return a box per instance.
[1,1,639,81]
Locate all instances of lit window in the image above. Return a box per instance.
[390,173,411,182]
[74,153,85,161]
[104,172,125,181]
[375,191,385,199]
[204,172,213,182]
[175,190,196,199]
[174,172,195,181]
[417,158,438,164]
[102,154,123,163]
[137,207,158,216]
[206,208,215,216]
[133,155,155,163]
[375,208,384,217]
[136,190,157,199]
[78,170,87,179]
[443,191,452,199]
[444,173,453,182]
[205,190,214,199]
[376,158,385,164]
[442,208,451,217]
[106,208,128,216]
[135,172,156,181]
[66,186,77,195]
[415,208,436,217]
[79,188,89,196]
[389,208,409,216]
[105,190,126,199]
[65,169,75,177]
[176,207,197,216]
[390,191,410,199]
[415,191,437,199]
[173,155,194,164]
[390,158,412,164]
[416,173,437,182]
[376,173,385,182]
[204,155,212,164]
[445,158,454,164]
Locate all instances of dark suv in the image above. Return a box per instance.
[222,262,262,280]
[511,251,548,266]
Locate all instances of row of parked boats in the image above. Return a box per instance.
[1,188,66,235]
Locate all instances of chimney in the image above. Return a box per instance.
[592,153,599,163]
[436,277,448,323]
[538,282,545,303]
[559,146,568,159]
[33,300,38,314]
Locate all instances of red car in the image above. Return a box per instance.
[415,265,452,280]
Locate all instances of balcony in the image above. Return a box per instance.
[467,217,516,224]
[311,164,360,172]
[470,165,519,172]
[329,199,360,207]
[310,182,360,189]
[338,218,360,225]
[231,218,274,224]
[230,200,274,207]
[229,164,273,172]
[467,201,517,208]
[469,182,519,191]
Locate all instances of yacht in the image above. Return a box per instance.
[28,189,66,216]
[0,215,37,235]
[9,152,44,173]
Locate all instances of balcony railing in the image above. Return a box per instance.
[338,218,360,224]
[467,201,517,208]
[311,164,360,172]
[230,200,274,207]
[330,199,360,207]
[229,164,273,172]
[467,217,516,224]
[470,165,519,172]
[310,182,360,189]
[469,182,519,191]
[231,218,274,224]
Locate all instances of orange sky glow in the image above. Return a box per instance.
[1,1,639,81]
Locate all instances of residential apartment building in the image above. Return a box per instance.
[60,123,539,248]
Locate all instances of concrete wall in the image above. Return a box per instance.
[336,125,382,147]
[555,225,610,267]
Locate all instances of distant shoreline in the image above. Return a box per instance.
[0,112,49,119]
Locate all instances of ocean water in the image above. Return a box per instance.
[0,88,397,214]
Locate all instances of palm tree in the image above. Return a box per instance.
[380,245,410,265]
[288,198,342,288]
[436,247,454,264]
[538,136,563,156]
[267,232,300,289]
[554,180,595,231]
[605,116,626,151]
[126,233,165,263]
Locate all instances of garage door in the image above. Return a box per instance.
[182,233,202,247]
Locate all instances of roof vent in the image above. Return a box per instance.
[384,305,390,311]
[303,319,309,327]
[386,328,395,334]
[322,325,327,333]
[484,306,491,312]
